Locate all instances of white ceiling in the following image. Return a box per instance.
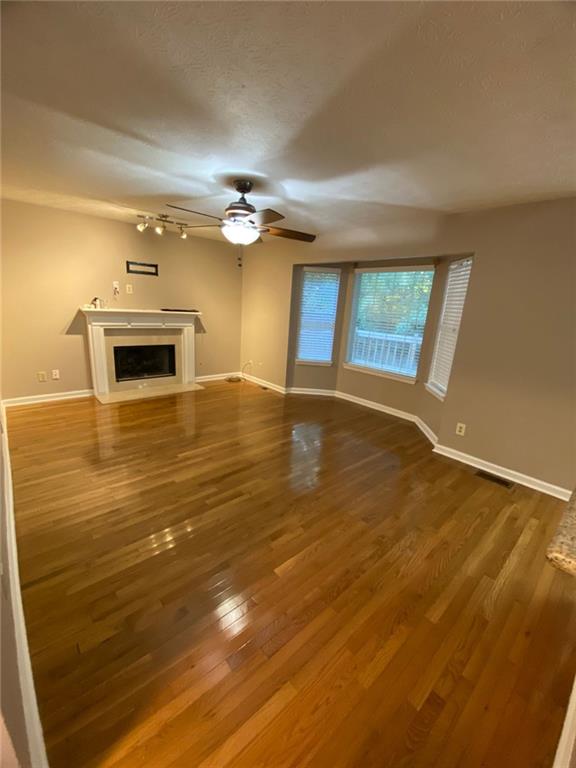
[2,1,575,244]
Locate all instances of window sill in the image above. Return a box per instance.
[295,360,334,367]
[425,382,446,401]
[342,363,417,385]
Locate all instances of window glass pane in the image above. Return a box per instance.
[347,269,434,378]
[296,270,341,363]
[428,258,472,395]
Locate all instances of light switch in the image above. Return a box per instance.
[126,284,133,294]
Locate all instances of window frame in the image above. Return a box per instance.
[345,265,435,382]
[295,266,342,366]
[426,257,473,400]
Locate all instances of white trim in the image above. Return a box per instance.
[424,381,446,401]
[414,416,439,445]
[333,390,417,424]
[287,388,335,397]
[342,363,417,385]
[194,372,242,383]
[554,674,576,768]
[2,389,94,408]
[433,444,571,501]
[242,374,287,395]
[354,265,435,274]
[302,266,341,274]
[295,360,333,367]
[286,386,437,444]
[1,405,50,767]
[80,307,202,317]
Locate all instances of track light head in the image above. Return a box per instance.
[136,221,149,233]
[154,223,166,236]
[179,227,188,240]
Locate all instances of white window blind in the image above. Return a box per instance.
[346,267,434,379]
[428,258,473,397]
[296,268,341,364]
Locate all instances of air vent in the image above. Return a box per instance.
[475,470,514,489]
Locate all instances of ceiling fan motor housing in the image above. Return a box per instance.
[226,180,256,220]
[225,200,256,220]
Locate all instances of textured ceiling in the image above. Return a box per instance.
[2,1,575,244]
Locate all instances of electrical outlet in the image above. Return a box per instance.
[456,422,466,436]
[126,284,133,294]
[51,369,60,380]
[37,371,47,382]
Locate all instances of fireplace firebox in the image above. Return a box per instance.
[113,344,176,382]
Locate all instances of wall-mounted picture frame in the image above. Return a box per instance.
[126,260,159,276]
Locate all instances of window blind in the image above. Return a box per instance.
[296,268,341,363]
[428,258,473,397]
[346,267,434,379]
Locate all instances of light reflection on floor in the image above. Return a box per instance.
[290,422,323,492]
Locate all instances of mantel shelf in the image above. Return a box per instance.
[81,307,202,316]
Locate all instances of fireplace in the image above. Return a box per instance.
[82,308,201,403]
[113,344,176,382]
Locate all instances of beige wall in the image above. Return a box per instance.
[436,198,576,487]
[240,198,576,490]
[1,200,242,399]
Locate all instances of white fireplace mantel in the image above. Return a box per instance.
[81,307,201,401]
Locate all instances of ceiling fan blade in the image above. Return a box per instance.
[265,226,316,243]
[248,209,284,226]
[166,204,222,222]
[182,224,222,229]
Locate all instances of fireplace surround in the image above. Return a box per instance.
[82,308,202,403]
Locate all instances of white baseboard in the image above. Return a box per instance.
[554,673,576,768]
[333,390,419,425]
[433,444,571,501]
[242,373,287,395]
[287,386,438,444]
[287,387,438,444]
[2,389,94,408]
[282,386,570,501]
[287,387,335,397]
[195,372,242,383]
[2,375,246,403]
[0,408,49,767]
[414,416,439,446]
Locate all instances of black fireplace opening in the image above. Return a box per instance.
[113,344,176,382]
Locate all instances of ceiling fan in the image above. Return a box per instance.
[167,180,316,246]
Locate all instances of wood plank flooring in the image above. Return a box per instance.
[7,381,576,767]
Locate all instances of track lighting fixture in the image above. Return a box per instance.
[135,214,188,240]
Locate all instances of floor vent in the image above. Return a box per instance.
[476,470,515,489]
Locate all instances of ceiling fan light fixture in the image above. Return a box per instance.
[221,220,260,246]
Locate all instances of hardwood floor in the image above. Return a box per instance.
[8,381,576,767]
